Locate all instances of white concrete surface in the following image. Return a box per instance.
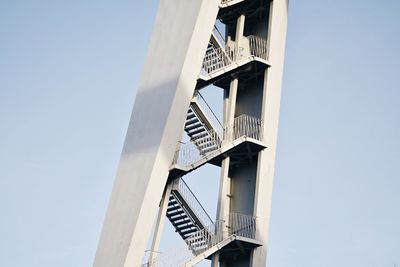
[252,0,289,266]
[93,1,219,266]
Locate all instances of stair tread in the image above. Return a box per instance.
[188,128,207,136]
[168,199,178,205]
[192,133,209,140]
[166,206,182,212]
[179,228,197,234]
[198,142,217,149]
[185,123,203,131]
[186,113,196,120]
[191,131,210,139]
[175,224,195,231]
[167,210,186,217]
[185,114,200,127]
[173,220,194,228]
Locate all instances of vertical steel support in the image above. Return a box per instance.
[211,252,220,267]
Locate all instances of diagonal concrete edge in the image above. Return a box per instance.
[93,1,220,266]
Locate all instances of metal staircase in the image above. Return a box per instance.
[197,34,269,89]
[167,193,198,238]
[166,178,214,240]
[172,114,263,173]
[201,42,232,76]
[165,180,261,264]
[184,107,218,156]
[184,92,222,156]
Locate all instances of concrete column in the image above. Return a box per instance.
[235,15,246,60]
[226,79,238,123]
[211,251,220,267]
[224,78,238,143]
[93,1,220,266]
[235,14,246,41]
[217,157,231,229]
[217,78,238,221]
[213,78,238,267]
[251,0,289,266]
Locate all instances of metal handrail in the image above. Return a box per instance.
[194,91,223,128]
[185,213,257,256]
[173,141,202,167]
[141,245,193,267]
[213,25,225,45]
[144,213,257,266]
[173,114,262,167]
[201,35,268,75]
[229,212,257,239]
[202,46,232,75]
[220,0,237,3]
[248,35,268,60]
[172,178,214,230]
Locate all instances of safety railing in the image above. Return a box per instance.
[231,114,262,140]
[173,141,203,167]
[212,25,226,48]
[220,0,242,4]
[173,114,262,167]
[193,91,223,131]
[248,35,269,60]
[171,178,214,230]
[184,223,220,256]
[201,35,268,75]
[229,212,257,239]
[141,245,193,267]
[185,213,258,256]
[143,213,257,266]
[202,46,232,75]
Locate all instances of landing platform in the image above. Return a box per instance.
[183,235,262,266]
[218,0,270,23]
[196,57,270,89]
[169,137,266,179]
[206,235,262,261]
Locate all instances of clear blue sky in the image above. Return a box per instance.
[1,1,399,266]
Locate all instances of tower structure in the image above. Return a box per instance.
[94,0,288,266]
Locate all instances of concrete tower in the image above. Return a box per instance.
[93,0,288,266]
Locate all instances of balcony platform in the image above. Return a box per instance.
[183,235,262,266]
[169,137,266,179]
[196,58,270,89]
[219,0,247,9]
[218,0,270,23]
[206,235,262,260]
[218,0,271,24]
